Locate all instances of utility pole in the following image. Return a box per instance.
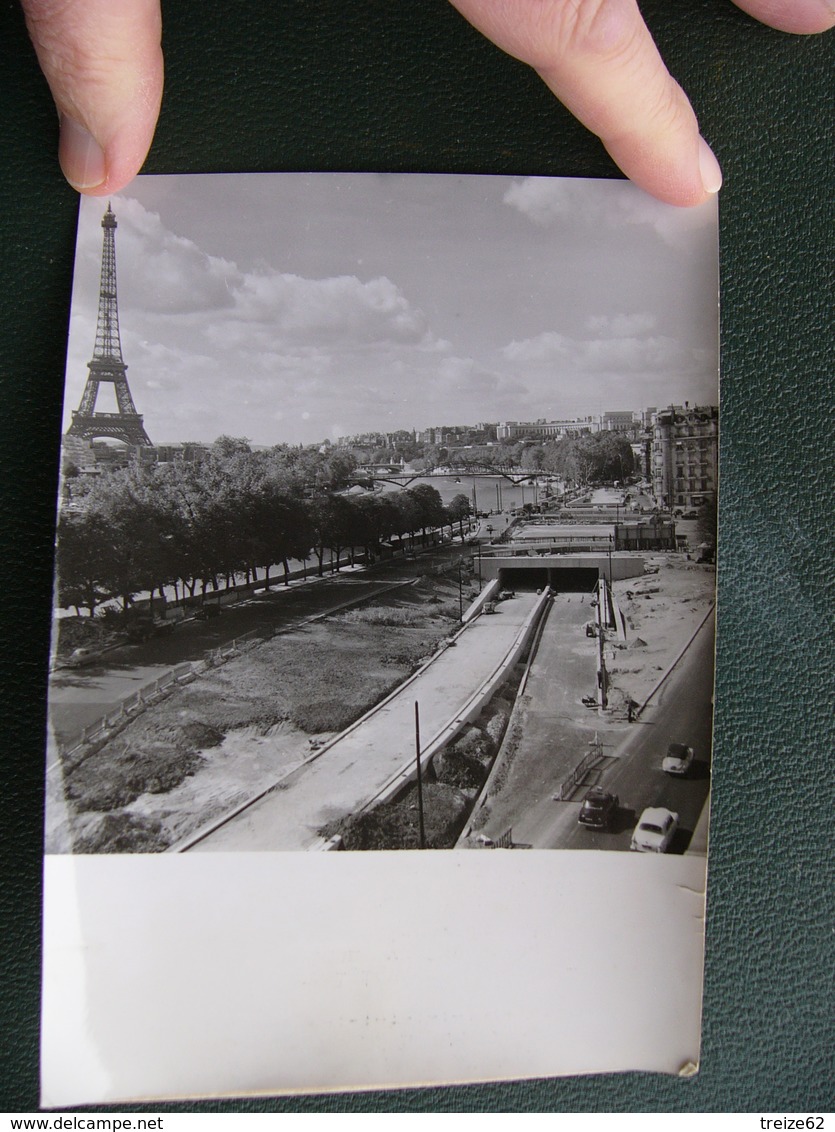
[596,577,608,715]
[414,701,426,849]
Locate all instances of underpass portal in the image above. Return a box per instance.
[498,566,600,593]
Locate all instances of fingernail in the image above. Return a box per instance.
[698,136,723,195]
[59,116,106,191]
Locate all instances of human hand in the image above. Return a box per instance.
[449,0,834,205]
[21,0,163,197]
[21,0,834,206]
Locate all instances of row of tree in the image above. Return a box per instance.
[58,442,472,618]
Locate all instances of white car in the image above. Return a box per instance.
[630,807,679,853]
[662,742,695,776]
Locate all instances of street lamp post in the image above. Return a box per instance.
[458,559,464,622]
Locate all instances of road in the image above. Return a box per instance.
[469,592,600,843]
[185,591,542,851]
[47,544,475,746]
[528,611,715,851]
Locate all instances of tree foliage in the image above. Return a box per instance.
[56,442,456,613]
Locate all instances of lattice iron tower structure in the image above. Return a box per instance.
[66,204,152,446]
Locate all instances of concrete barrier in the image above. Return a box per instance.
[357,587,553,814]
[462,578,500,623]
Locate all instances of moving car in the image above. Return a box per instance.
[630,807,679,853]
[662,742,694,776]
[577,786,619,831]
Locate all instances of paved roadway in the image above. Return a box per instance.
[47,550,461,746]
[186,592,541,852]
[470,592,601,844]
[524,612,715,851]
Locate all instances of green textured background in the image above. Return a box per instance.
[1,0,832,1113]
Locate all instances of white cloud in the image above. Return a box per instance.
[504,328,700,377]
[76,197,242,315]
[503,177,717,249]
[502,332,571,364]
[231,271,435,347]
[503,178,575,225]
[65,176,717,445]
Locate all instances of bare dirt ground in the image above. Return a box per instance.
[46,575,466,853]
[607,556,716,711]
[46,556,716,855]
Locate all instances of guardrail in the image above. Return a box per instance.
[553,743,605,802]
[55,629,266,767]
[356,587,553,816]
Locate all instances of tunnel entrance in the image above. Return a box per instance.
[547,567,600,594]
[498,566,600,593]
[499,567,549,591]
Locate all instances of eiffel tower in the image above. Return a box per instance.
[66,203,152,446]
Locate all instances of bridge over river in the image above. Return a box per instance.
[353,469,562,510]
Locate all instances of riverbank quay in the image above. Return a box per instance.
[45,555,487,853]
[51,520,478,667]
[48,529,478,739]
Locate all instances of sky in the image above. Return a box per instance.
[63,173,719,447]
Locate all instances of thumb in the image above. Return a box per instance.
[22,0,163,195]
[449,0,721,207]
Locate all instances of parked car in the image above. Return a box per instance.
[578,786,620,831]
[630,807,679,853]
[126,617,175,642]
[65,646,101,668]
[662,742,694,776]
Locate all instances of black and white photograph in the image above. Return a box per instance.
[41,173,718,1105]
[47,172,718,858]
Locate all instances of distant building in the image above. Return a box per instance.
[651,404,718,510]
[445,442,499,461]
[496,417,597,441]
[600,411,637,432]
[62,438,210,476]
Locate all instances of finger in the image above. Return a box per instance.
[730,0,835,34]
[22,0,163,195]
[450,0,721,207]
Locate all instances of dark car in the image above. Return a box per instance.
[126,617,175,642]
[578,786,620,830]
[194,604,222,620]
